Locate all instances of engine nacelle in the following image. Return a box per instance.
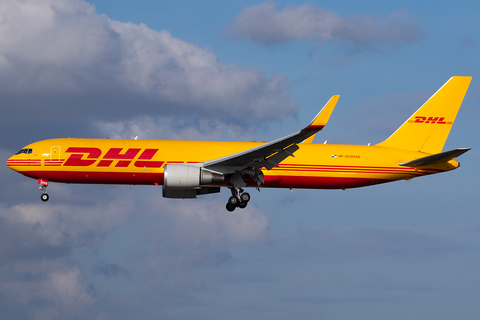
[163,164,224,188]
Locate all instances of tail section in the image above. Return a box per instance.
[376,76,472,154]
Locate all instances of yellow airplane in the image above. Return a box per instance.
[7,76,472,211]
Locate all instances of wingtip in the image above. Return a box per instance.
[303,95,340,131]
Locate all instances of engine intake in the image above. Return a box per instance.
[164,164,224,188]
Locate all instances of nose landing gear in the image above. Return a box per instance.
[226,188,250,212]
[38,179,49,202]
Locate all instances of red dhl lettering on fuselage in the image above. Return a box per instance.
[63,147,164,168]
[408,116,452,124]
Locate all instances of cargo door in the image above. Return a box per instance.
[51,146,61,162]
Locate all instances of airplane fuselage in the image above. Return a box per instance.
[6,77,471,210]
[7,138,459,189]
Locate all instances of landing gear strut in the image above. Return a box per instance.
[226,188,250,212]
[38,179,49,202]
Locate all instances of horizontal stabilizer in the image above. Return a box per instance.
[399,148,471,167]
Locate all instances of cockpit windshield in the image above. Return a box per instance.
[15,148,33,155]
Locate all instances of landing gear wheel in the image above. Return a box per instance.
[41,193,49,202]
[240,192,250,203]
[226,188,251,211]
[238,201,248,209]
[228,196,239,206]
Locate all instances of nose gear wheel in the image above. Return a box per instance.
[39,184,49,202]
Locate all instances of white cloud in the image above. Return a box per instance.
[0,0,296,123]
[230,1,422,49]
[42,268,95,309]
[0,184,270,315]
[0,0,111,67]
[0,197,131,317]
[1,199,134,249]
[0,261,95,320]
[148,198,269,247]
[127,196,270,289]
[92,115,257,141]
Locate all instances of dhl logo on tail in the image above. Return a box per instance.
[408,116,452,124]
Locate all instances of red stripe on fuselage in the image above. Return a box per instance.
[20,170,392,189]
[20,170,164,185]
[260,175,390,189]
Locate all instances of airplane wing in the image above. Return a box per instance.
[399,148,470,167]
[204,95,339,187]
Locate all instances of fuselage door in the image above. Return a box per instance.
[51,146,61,162]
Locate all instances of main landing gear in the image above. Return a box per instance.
[226,188,250,212]
[38,179,49,202]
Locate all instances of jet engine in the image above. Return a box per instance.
[163,164,224,188]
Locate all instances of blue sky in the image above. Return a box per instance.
[1,1,479,319]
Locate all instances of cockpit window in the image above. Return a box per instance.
[15,148,32,155]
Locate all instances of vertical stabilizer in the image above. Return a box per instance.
[376,76,472,154]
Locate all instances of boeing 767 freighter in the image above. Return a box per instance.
[7,76,472,211]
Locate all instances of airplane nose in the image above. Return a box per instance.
[7,156,13,169]
[6,155,20,172]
